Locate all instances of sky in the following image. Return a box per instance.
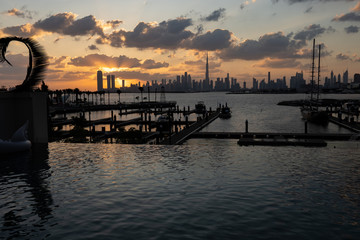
[0,0,359,91]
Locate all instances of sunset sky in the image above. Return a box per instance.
[0,0,360,91]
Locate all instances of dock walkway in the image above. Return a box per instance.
[159,109,220,145]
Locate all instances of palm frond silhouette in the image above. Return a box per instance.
[0,36,48,91]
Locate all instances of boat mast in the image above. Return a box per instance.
[310,39,315,101]
[317,44,321,103]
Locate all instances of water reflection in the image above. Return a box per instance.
[0,144,53,239]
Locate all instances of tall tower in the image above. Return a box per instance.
[205,53,209,81]
[97,70,103,91]
[111,75,115,89]
[107,75,111,89]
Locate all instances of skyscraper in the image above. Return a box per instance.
[343,70,348,84]
[111,75,115,89]
[205,53,209,82]
[97,70,103,91]
[107,75,111,89]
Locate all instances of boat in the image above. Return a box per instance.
[300,39,328,124]
[219,104,231,119]
[156,114,172,132]
[195,101,206,114]
[0,121,31,154]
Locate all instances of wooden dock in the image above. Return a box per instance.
[237,138,327,147]
[190,132,358,140]
[50,101,177,115]
[328,116,360,133]
[159,109,221,145]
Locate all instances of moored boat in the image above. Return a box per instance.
[0,121,31,154]
[219,105,231,119]
[195,101,206,114]
[300,39,328,124]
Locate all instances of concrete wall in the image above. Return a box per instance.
[0,92,48,143]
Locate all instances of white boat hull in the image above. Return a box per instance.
[0,140,31,154]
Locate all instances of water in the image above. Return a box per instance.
[2,93,360,239]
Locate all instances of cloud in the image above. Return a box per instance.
[344,25,359,33]
[336,53,352,60]
[1,23,41,38]
[4,7,34,19]
[106,20,123,29]
[293,24,334,41]
[254,58,302,68]
[50,56,67,68]
[304,6,313,13]
[1,12,107,38]
[201,8,226,22]
[332,1,360,21]
[88,44,99,50]
[33,13,105,37]
[141,59,169,69]
[105,18,193,49]
[333,12,360,21]
[68,53,168,69]
[183,29,232,50]
[351,1,360,11]
[219,31,304,60]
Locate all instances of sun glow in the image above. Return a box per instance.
[101,67,129,72]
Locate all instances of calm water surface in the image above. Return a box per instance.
[2,93,360,239]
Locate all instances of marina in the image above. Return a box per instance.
[47,92,360,146]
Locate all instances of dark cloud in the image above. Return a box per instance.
[255,58,302,68]
[1,12,107,38]
[333,12,360,21]
[106,20,123,29]
[104,18,194,49]
[336,53,352,60]
[344,25,359,33]
[202,8,226,22]
[34,13,105,37]
[183,29,232,50]
[68,53,168,69]
[50,56,67,68]
[69,54,141,68]
[332,2,360,21]
[219,32,304,60]
[88,44,99,50]
[141,59,169,69]
[1,23,41,38]
[293,24,333,41]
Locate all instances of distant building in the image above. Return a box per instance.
[97,70,103,91]
[289,72,305,90]
[343,70,348,84]
[252,78,258,90]
[354,73,360,83]
[107,74,115,89]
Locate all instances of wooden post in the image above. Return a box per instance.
[245,120,248,133]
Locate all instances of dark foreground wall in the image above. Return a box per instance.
[0,92,48,143]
